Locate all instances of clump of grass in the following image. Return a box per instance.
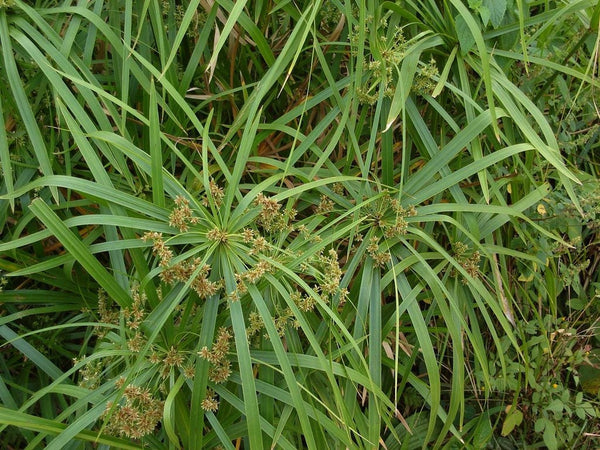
[0,1,599,448]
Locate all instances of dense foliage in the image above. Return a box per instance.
[0,0,599,448]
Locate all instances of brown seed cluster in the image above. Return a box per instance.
[202,179,225,207]
[160,345,185,377]
[143,230,223,299]
[169,196,200,232]
[142,232,173,267]
[201,389,219,412]
[188,263,222,299]
[96,288,118,338]
[253,193,293,232]
[367,236,391,267]
[249,235,268,255]
[454,242,481,283]
[233,260,272,297]
[291,290,316,312]
[316,248,343,297]
[241,228,255,242]
[207,227,228,243]
[315,195,334,215]
[127,331,146,352]
[104,384,163,439]
[383,201,417,238]
[122,285,146,330]
[198,327,233,384]
[183,364,195,379]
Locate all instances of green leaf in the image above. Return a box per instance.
[472,412,492,447]
[546,399,564,414]
[204,0,249,79]
[27,198,131,307]
[0,96,13,211]
[455,15,476,54]
[163,375,186,448]
[149,78,165,208]
[543,421,558,450]
[478,6,490,27]
[579,364,600,395]
[384,34,443,132]
[483,0,506,28]
[0,406,140,449]
[501,408,523,436]
[534,417,547,433]
[0,325,63,380]
[0,10,57,203]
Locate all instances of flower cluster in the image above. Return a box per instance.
[253,193,294,232]
[142,232,173,267]
[201,389,219,412]
[207,227,228,243]
[96,288,118,338]
[122,284,146,330]
[75,359,103,390]
[241,228,269,255]
[319,2,342,34]
[273,307,299,337]
[233,260,272,297]
[104,383,163,439]
[142,232,224,299]
[413,58,439,96]
[159,345,186,377]
[198,327,233,384]
[453,242,481,282]
[352,21,408,105]
[291,290,316,312]
[169,196,199,232]
[161,1,206,44]
[246,311,265,339]
[367,236,391,267]
[127,331,146,353]
[315,195,335,215]
[313,248,343,298]
[202,179,225,207]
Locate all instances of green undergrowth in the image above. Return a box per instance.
[0,0,599,448]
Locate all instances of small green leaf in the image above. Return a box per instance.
[546,399,563,414]
[472,412,492,447]
[478,6,490,27]
[455,15,476,55]
[483,0,507,28]
[581,402,597,418]
[534,417,547,433]
[543,421,558,450]
[569,297,587,311]
[501,409,523,436]
[579,364,600,395]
